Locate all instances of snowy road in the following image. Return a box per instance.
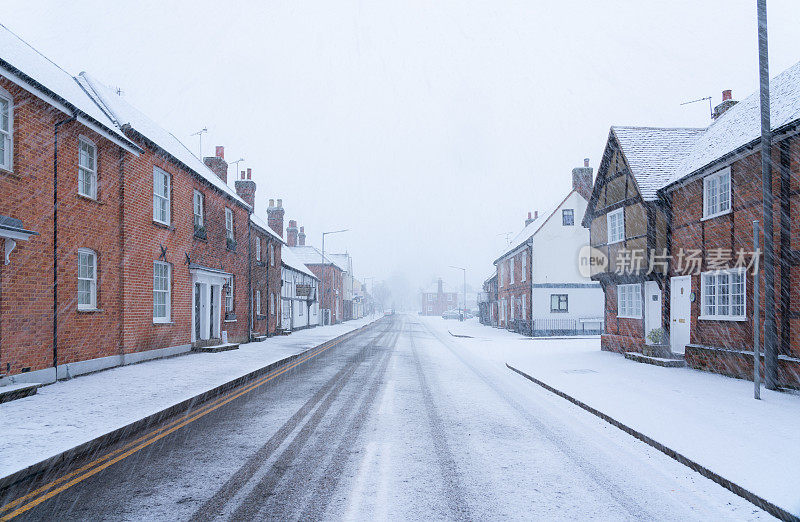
[1,314,770,520]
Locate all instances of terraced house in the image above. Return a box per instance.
[587,60,800,386]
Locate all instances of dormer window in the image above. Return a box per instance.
[78,137,97,199]
[703,167,731,219]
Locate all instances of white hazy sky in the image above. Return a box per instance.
[5,1,800,293]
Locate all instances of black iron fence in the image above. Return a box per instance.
[512,317,603,337]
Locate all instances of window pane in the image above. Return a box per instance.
[719,172,730,212]
[704,275,716,316]
[0,98,8,131]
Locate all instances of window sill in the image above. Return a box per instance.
[698,315,746,322]
[153,221,175,231]
[153,320,174,325]
[193,230,207,241]
[607,238,625,246]
[701,208,731,222]
[617,314,641,319]
[77,193,102,204]
[77,307,103,313]
[224,319,237,323]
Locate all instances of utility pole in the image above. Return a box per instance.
[753,221,761,400]
[320,229,348,325]
[757,0,778,389]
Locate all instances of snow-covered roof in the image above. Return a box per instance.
[327,253,351,272]
[494,190,575,263]
[611,126,705,200]
[0,23,138,153]
[78,72,249,209]
[249,214,285,244]
[281,244,317,279]
[289,245,338,268]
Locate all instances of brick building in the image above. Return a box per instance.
[478,273,498,326]
[585,63,800,386]
[419,279,458,316]
[495,161,603,335]
[289,238,343,325]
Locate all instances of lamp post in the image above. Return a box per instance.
[449,265,467,321]
[321,229,348,325]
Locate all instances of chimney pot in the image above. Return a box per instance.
[722,89,732,101]
[246,168,252,180]
[215,145,224,159]
[528,211,532,219]
[584,158,590,167]
[277,198,283,208]
[534,211,538,219]
[241,170,245,180]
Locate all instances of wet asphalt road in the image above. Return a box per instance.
[1,314,770,521]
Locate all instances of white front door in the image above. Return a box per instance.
[644,281,662,344]
[670,276,691,354]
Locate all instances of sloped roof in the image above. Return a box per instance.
[281,244,317,279]
[611,126,705,200]
[665,59,800,187]
[494,189,575,263]
[78,72,249,208]
[250,213,285,244]
[289,245,338,268]
[0,23,138,152]
[327,253,351,272]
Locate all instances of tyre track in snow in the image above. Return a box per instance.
[416,318,648,519]
[226,321,397,520]
[189,321,393,521]
[408,323,473,521]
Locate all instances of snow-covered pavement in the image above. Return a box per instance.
[0,316,379,481]
[439,316,800,518]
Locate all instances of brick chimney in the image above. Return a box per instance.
[712,90,738,120]
[267,198,285,238]
[525,211,534,226]
[203,145,228,184]
[287,220,299,247]
[572,158,593,201]
[298,226,306,246]
[234,168,256,209]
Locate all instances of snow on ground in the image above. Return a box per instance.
[425,316,800,517]
[0,316,380,480]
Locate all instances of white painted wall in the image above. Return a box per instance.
[531,191,591,284]
[531,286,604,321]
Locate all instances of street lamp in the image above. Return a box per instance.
[321,229,348,325]
[449,265,467,321]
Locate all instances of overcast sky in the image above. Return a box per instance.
[6,1,800,294]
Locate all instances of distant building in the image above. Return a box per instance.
[479,273,498,326]
[419,279,459,316]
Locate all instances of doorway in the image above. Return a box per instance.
[670,276,691,354]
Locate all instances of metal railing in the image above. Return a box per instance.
[511,317,603,337]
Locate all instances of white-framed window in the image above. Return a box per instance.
[193,190,204,229]
[225,276,234,313]
[499,264,504,286]
[521,251,527,282]
[562,209,575,226]
[521,295,526,320]
[153,167,171,225]
[550,294,568,313]
[255,237,262,261]
[256,289,262,315]
[271,292,276,315]
[77,248,97,310]
[153,261,171,322]
[701,269,745,320]
[269,242,275,266]
[703,167,731,219]
[225,207,234,241]
[0,88,13,171]
[510,297,515,320]
[299,302,304,316]
[428,294,433,302]
[510,258,515,284]
[617,284,642,318]
[78,137,97,199]
[427,305,432,312]
[607,208,625,244]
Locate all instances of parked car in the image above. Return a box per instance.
[442,310,461,320]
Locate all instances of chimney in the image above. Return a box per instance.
[525,211,534,227]
[572,158,594,201]
[234,167,256,209]
[203,145,228,184]
[287,219,299,247]
[267,198,285,238]
[712,90,738,120]
[298,226,306,246]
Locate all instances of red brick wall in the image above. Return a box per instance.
[0,79,127,374]
[497,248,531,326]
[669,136,800,359]
[308,263,343,324]
[419,291,458,315]
[251,230,282,336]
[120,144,251,352]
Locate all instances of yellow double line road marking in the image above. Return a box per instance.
[0,331,359,521]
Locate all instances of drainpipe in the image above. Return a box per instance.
[528,239,534,336]
[53,112,77,379]
[247,210,253,341]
